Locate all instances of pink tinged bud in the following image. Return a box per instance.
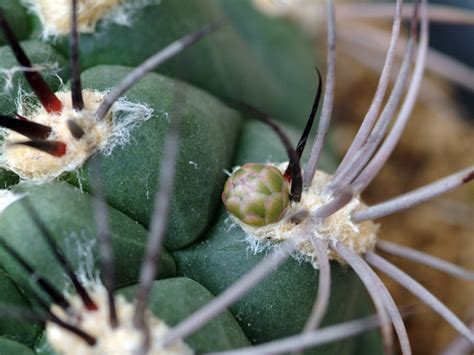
[222,163,290,226]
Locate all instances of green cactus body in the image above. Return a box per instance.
[0,270,41,347]
[0,1,384,354]
[0,0,30,46]
[0,337,36,354]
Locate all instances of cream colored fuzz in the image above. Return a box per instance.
[47,284,193,355]
[25,0,122,36]
[2,91,112,181]
[233,164,378,267]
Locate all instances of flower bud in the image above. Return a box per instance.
[222,163,290,226]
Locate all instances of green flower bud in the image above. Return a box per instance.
[222,163,290,227]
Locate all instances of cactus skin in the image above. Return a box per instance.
[222,163,290,226]
[0,168,18,188]
[0,270,41,347]
[0,337,36,354]
[0,0,30,47]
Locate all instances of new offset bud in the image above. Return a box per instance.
[222,163,290,227]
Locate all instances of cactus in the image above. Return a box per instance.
[0,1,473,354]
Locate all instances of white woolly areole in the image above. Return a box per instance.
[47,284,193,355]
[0,190,24,214]
[0,90,152,182]
[232,164,378,267]
[22,0,154,37]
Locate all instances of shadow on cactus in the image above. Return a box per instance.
[0,0,473,354]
